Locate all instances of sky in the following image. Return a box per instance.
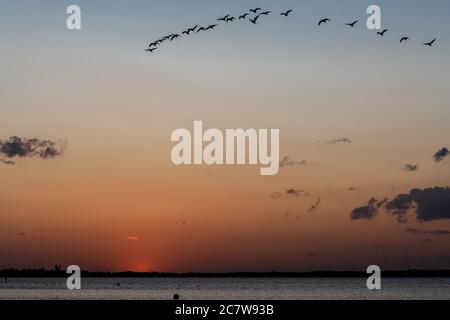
[1,0,450,272]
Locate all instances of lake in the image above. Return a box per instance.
[1,277,449,299]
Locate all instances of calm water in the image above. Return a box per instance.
[0,277,449,300]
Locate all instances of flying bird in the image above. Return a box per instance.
[318,18,331,26]
[377,29,388,36]
[249,15,260,24]
[217,14,230,22]
[206,24,217,30]
[259,11,271,15]
[145,47,157,52]
[196,26,206,33]
[423,38,436,46]
[169,34,180,41]
[225,17,236,22]
[400,36,409,43]
[250,8,261,14]
[281,10,293,16]
[239,13,249,19]
[148,41,158,47]
[187,25,198,32]
[182,30,190,35]
[345,20,359,27]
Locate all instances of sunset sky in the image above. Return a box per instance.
[1,0,450,272]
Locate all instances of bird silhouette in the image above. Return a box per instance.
[196,27,206,33]
[169,34,180,41]
[249,15,260,24]
[400,36,409,43]
[345,20,359,27]
[280,10,293,16]
[188,25,198,32]
[148,41,158,47]
[217,14,230,22]
[250,8,261,14]
[259,11,271,15]
[182,30,190,35]
[377,29,388,36]
[225,17,236,22]
[206,24,217,30]
[318,18,331,26]
[145,47,157,52]
[239,13,249,19]
[423,38,436,46]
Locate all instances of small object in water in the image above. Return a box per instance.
[173,293,180,300]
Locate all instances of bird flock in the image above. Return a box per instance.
[145,7,437,53]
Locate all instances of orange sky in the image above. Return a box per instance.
[1,0,450,271]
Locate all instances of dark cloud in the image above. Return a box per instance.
[308,198,321,212]
[403,164,419,172]
[326,137,351,145]
[423,230,450,235]
[279,156,307,168]
[351,187,450,223]
[433,147,449,162]
[349,197,381,220]
[0,136,66,164]
[386,187,450,223]
[405,228,419,235]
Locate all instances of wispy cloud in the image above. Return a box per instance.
[325,137,352,145]
[405,228,419,235]
[423,230,450,235]
[307,198,321,213]
[403,164,419,172]
[270,188,308,199]
[125,235,139,241]
[279,156,307,168]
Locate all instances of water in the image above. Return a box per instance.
[0,277,449,300]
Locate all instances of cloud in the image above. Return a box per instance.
[308,198,321,212]
[349,197,381,220]
[270,188,308,199]
[405,228,419,235]
[286,188,308,197]
[433,147,449,162]
[423,230,450,235]
[326,137,351,145]
[279,156,307,168]
[403,164,419,172]
[0,136,66,164]
[350,187,450,223]
[0,159,15,165]
[386,187,450,223]
[270,192,283,199]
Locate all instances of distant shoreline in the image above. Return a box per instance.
[1,269,450,278]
